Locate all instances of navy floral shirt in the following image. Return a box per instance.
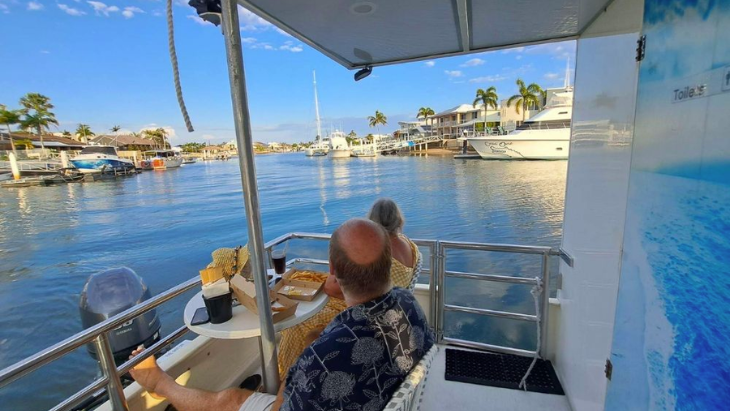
[281,287,434,411]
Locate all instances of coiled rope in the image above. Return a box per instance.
[518,277,543,391]
[167,0,194,132]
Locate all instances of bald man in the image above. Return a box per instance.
[129,218,433,411]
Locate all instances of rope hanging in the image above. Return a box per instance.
[518,277,543,391]
[167,0,195,132]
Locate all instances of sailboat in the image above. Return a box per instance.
[305,71,328,157]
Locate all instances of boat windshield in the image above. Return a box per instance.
[80,146,117,155]
[515,120,571,131]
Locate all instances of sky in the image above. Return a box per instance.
[0,0,576,144]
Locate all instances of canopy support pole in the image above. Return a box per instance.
[220,0,280,394]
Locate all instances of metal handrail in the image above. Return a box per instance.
[0,277,200,389]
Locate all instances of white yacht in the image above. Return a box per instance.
[468,90,573,160]
[2,1,726,411]
[70,146,136,173]
[328,131,352,159]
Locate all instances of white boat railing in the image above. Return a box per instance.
[0,231,573,411]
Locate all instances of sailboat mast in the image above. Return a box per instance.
[313,71,322,143]
[564,57,571,89]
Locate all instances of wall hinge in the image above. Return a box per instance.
[605,359,613,380]
[636,35,646,62]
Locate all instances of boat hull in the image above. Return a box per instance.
[468,129,570,160]
[329,149,352,159]
[152,157,183,170]
[70,158,135,173]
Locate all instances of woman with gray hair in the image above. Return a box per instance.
[368,198,422,291]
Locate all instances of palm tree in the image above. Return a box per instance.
[416,107,435,126]
[367,110,387,138]
[472,87,498,132]
[111,125,121,134]
[19,93,57,156]
[75,124,94,143]
[143,128,169,149]
[157,128,170,149]
[0,105,22,157]
[62,130,71,137]
[506,79,544,123]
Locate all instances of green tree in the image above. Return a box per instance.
[143,128,169,149]
[0,104,22,156]
[62,130,72,137]
[506,79,544,123]
[14,138,34,150]
[367,110,387,141]
[472,87,498,130]
[19,93,57,156]
[416,107,435,126]
[111,125,121,134]
[75,124,94,143]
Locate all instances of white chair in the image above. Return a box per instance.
[384,345,439,411]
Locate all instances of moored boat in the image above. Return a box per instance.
[468,90,573,160]
[70,146,136,173]
[145,150,183,170]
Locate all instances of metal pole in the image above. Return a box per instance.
[428,243,437,330]
[539,251,551,358]
[93,334,128,411]
[220,0,280,394]
[436,242,446,343]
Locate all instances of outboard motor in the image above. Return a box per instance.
[79,267,161,364]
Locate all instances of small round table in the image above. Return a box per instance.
[183,290,329,339]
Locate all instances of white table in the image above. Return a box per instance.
[183,289,329,339]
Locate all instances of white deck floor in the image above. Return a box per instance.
[420,345,572,411]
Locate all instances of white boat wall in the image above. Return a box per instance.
[328,133,351,158]
[146,150,183,170]
[70,146,135,173]
[468,91,573,160]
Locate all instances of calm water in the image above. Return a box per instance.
[0,154,566,410]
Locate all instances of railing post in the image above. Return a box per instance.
[428,242,438,332]
[93,334,128,411]
[436,242,446,343]
[539,251,551,358]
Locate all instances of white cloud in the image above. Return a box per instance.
[275,27,292,37]
[544,72,560,80]
[241,37,257,44]
[122,6,144,18]
[469,75,508,83]
[27,1,43,11]
[0,3,9,14]
[515,55,523,60]
[187,14,213,26]
[424,60,435,67]
[238,6,272,31]
[279,41,303,52]
[58,4,86,16]
[87,1,118,16]
[460,58,485,67]
[40,50,50,54]
[444,70,463,78]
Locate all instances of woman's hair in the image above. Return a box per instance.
[367,198,405,235]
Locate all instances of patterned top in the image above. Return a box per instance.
[390,235,421,293]
[281,288,434,411]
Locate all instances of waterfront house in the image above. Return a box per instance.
[90,135,156,151]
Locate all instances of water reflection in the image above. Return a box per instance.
[0,155,566,410]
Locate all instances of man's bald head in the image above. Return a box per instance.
[330,218,392,300]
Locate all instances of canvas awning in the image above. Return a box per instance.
[238,0,613,69]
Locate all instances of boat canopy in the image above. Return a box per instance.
[237,0,613,69]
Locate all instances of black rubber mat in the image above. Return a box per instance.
[445,348,565,395]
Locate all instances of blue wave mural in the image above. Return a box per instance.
[605,0,730,410]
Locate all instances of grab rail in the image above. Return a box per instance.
[0,233,562,411]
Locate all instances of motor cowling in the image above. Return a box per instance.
[79,267,161,364]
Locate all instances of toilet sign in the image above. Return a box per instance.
[723,66,730,92]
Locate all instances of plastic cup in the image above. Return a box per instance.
[203,292,233,324]
[272,250,287,275]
